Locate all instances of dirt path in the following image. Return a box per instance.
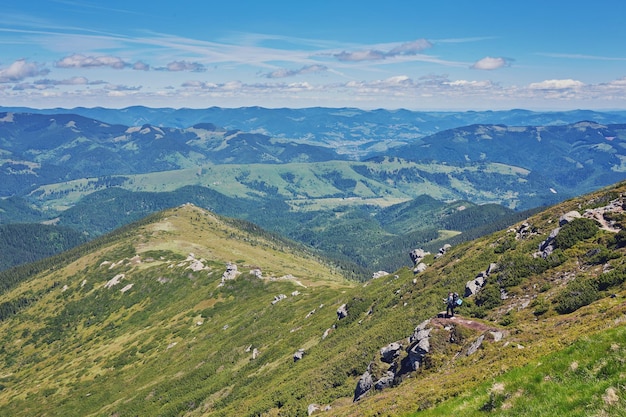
[432,315,502,333]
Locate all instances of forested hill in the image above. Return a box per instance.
[0,223,87,271]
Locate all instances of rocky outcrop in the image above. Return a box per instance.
[271,294,287,305]
[307,403,331,416]
[337,304,348,320]
[293,348,305,362]
[560,210,582,226]
[352,315,506,402]
[409,248,429,265]
[353,319,434,401]
[465,263,497,297]
[466,334,485,356]
[514,221,536,240]
[404,320,432,372]
[380,342,402,363]
[582,197,625,232]
[537,211,582,259]
[218,262,239,286]
[372,271,390,279]
[409,249,430,274]
[353,370,373,402]
[435,244,452,259]
[373,370,395,391]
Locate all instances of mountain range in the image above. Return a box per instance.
[2,107,626,274]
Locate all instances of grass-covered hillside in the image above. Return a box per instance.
[1,182,626,416]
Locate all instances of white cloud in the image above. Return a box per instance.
[471,56,510,70]
[445,79,493,88]
[156,60,206,72]
[528,79,585,89]
[55,54,129,69]
[132,61,150,71]
[0,59,49,83]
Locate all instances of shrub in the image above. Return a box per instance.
[553,278,600,314]
[553,218,599,249]
[583,246,619,265]
[499,311,515,326]
[494,236,516,254]
[612,229,626,248]
[496,253,551,288]
[596,268,626,291]
[474,283,502,310]
[531,297,550,316]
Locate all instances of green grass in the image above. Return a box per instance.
[28,159,531,213]
[412,324,626,417]
[2,182,626,416]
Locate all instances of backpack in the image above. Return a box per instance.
[453,293,462,306]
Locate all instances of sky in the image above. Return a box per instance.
[1,0,625,110]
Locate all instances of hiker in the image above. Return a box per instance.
[445,292,459,318]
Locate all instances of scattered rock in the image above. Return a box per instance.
[435,243,452,259]
[120,283,134,293]
[353,371,373,402]
[380,342,402,363]
[322,328,332,339]
[409,249,430,266]
[308,404,321,416]
[515,222,536,240]
[293,348,305,362]
[372,271,389,279]
[490,331,504,342]
[414,263,428,274]
[465,263,497,296]
[374,370,395,391]
[466,334,485,356]
[559,210,582,226]
[104,274,125,289]
[222,262,238,280]
[218,262,239,286]
[337,304,348,320]
[271,294,287,305]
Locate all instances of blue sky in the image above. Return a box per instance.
[1,0,625,110]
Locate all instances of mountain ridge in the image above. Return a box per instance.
[0,181,625,416]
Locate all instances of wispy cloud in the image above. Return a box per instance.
[263,64,328,79]
[538,52,626,61]
[0,59,49,83]
[34,76,107,86]
[332,38,433,62]
[155,60,206,72]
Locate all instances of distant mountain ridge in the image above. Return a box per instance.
[2,108,626,275]
[3,106,626,159]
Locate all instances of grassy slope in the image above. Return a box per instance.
[28,159,530,213]
[1,182,626,416]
